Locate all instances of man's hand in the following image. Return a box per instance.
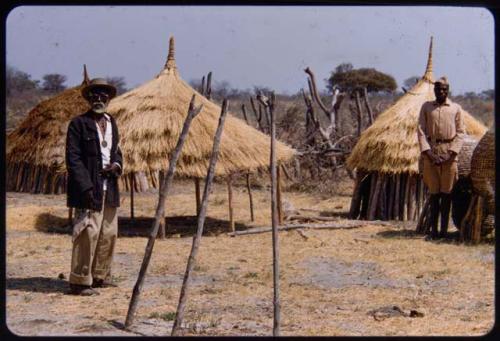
[84,189,94,208]
[102,163,121,178]
[424,150,441,165]
[438,150,457,164]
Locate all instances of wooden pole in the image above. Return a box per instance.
[241,104,249,125]
[268,92,281,336]
[194,178,201,215]
[408,175,416,221]
[367,173,382,220]
[277,163,284,225]
[394,174,401,220]
[387,174,394,220]
[130,173,135,220]
[246,173,255,222]
[349,171,363,219]
[125,95,203,329]
[68,207,73,225]
[172,99,229,336]
[403,173,410,221]
[472,196,484,244]
[227,175,235,232]
[378,174,387,220]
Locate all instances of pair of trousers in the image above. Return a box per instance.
[422,153,458,194]
[69,198,118,286]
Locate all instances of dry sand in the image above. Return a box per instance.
[5,180,494,336]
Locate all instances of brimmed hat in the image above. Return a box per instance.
[81,78,117,100]
[433,76,449,86]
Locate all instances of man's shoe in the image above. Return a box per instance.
[92,278,118,288]
[69,284,100,296]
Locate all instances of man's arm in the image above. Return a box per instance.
[449,104,465,155]
[417,103,431,153]
[66,119,93,193]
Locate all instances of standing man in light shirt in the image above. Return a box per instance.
[66,78,123,296]
[417,76,465,240]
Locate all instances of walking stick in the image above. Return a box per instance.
[124,95,203,329]
[258,92,281,336]
[171,99,229,336]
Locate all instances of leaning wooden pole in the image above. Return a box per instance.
[171,99,229,336]
[124,95,203,329]
[246,173,255,222]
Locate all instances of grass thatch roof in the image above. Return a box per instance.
[109,37,296,179]
[346,37,487,175]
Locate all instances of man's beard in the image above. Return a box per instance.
[91,102,107,114]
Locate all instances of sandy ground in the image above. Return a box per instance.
[5,179,495,336]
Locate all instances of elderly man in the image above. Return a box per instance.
[66,78,123,295]
[417,76,465,240]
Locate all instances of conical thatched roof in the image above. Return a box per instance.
[346,37,487,174]
[109,37,296,179]
[6,66,91,193]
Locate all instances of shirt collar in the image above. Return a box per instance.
[433,98,451,106]
[103,113,112,122]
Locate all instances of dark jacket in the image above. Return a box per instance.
[66,110,123,210]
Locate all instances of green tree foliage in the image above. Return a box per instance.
[327,63,397,94]
[6,65,40,96]
[42,73,67,92]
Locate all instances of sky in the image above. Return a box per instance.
[6,6,495,95]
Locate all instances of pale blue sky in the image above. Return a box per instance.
[6,6,494,95]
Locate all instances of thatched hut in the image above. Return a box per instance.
[6,66,91,194]
[108,36,296,229]
[109,36,295,184]
[346,37,487,221]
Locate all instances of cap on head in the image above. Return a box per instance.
[81,78,117,100]
[434,76,449,87]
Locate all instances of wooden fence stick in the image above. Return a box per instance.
[246,173,255,222]
[130,173,135,220]
[268,92,281,336]
[227,174,235,232]
[171,99,229,336]
[124,95,203,329]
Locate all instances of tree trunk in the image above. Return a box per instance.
[363,87,374,125]
[355,91,363,136]
[195,178,201,216]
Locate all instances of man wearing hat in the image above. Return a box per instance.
[66,78,123,295]
[417,76,465,240]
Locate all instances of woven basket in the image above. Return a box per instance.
[470,128,495,199]
[418,134,479,177]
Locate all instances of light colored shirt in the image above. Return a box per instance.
[417,98,465,154]
[95,113,113,191]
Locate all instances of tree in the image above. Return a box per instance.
[105,76,128,95]
[42,73,67,92]
[327,64,397,95]
[6,65,39,96]
[479,89,494,100]
[403,76,420,89]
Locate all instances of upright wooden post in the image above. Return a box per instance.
[158,171,166,239]
[194,178,201,215]
[367,173,382,220]
[277,163,284,225]
[267,92,281,336]
[246,173,255,222]
[125,95,203,329]
[68,207,73,225]
[172,99,229,336]
[227,174,235,232]
[129,173,135,220]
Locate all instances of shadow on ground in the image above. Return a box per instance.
[6,277,68,294]
[34,213,253,237]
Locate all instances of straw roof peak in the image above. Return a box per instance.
[422,36,433,82]
[82,64,90,86]
[164,36,177,71]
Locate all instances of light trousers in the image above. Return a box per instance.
[69,198,118,286]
